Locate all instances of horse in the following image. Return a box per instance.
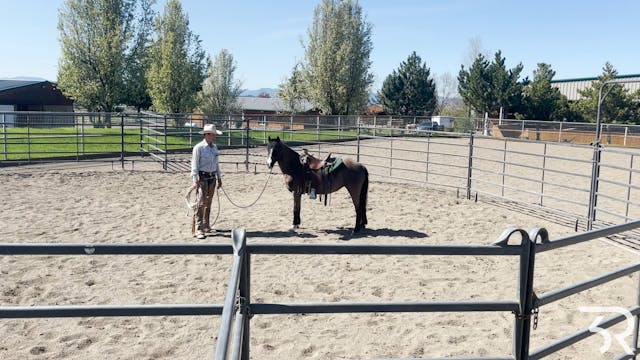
[266,137,368,234]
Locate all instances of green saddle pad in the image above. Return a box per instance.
[328,158,344,173]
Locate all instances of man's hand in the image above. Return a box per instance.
[192,180,199,189]
[217,179,222,189]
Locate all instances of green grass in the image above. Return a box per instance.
[0,127,362,161]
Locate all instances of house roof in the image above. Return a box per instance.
[0,80,46,92]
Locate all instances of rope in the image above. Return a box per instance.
[185,185,221,234]
[221,171,273,209]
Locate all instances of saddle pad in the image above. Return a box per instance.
[329,158,344,173]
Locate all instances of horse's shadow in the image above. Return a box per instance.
[214,229,318,239]
[210,228,425,241]
[322,227,429,241]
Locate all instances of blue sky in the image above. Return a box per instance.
[1,0,639,91]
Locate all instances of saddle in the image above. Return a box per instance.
[300,149,342,205]
[300,148,333,170]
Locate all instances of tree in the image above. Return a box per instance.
[520,63,566,120]
[457,54,491,116]
[378,51,437,116]
[147,0,207,115]
[57,0,137,116]
[458,51,524,118]
[123,0,156,112]
[487,51,524,117]
[436,72,458,114]
[573,62,639,124]
[199,49,242,117]
[301,0,373,115]
[279,63,308,114]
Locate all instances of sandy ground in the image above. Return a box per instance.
[1,140,639,359]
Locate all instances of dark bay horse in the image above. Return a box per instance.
[266,137,368,233]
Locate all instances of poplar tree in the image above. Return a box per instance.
[147,0,207,114]
[279,63,308,114]
[57,0,136,115]
[378,51,437,116]
[199,49,243,117]
[123,0,156,112]
[301,0,373,115]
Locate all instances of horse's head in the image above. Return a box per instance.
[266,136,282,169]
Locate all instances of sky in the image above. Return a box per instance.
[1,0,639,91]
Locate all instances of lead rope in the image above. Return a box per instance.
[221,170,273,209]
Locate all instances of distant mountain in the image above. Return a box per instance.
[240,88,279,97]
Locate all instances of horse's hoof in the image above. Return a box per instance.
[289,225,299,232]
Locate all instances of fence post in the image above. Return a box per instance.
[316,116,320,142]
[501,139,508,197]
[120,114,125,170]
[389,132,393,177]
[587,143,603,230]
[512,228,538,360]
[466,131,474,200]
[338,116,341,141]
[27,113,31,163]
[81,115,85,155]
[540,143,547,206]
[633,273,640,357]
[558,122,563,143]
[215,228,247,360]
[373,115,376,137]
[163,115,167,170]
[624,126,629,147]
[245,116,250,172]
[3,114,7,161]
[356,119,361,163]
[626,155,634,221]
[239,239,251,359]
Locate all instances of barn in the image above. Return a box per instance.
[0,80,74,127]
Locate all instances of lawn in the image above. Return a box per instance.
[0,126,361,161]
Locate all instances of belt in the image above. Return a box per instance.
[199,171,216,178]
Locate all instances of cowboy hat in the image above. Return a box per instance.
[199,123,223,135]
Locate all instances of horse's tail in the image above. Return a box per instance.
[359,166,369,226]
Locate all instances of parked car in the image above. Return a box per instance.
[416,121,442,131]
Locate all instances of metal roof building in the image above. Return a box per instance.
[0,80,74,127]
[551,74,640,101]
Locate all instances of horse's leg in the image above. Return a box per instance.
[291,192,302,231]
[360,167,369,228]
[346,183,362,233]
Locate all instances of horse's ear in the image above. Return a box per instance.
[268,136,272,141]
[276,136,280,142]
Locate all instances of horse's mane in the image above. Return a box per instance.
[273,139,303,173]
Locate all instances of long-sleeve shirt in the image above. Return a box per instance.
[191,139,222,182]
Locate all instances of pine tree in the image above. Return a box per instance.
[378,51,437,116]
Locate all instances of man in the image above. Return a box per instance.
[191,123,223,239]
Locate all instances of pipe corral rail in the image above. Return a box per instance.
[1,222,640,359]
